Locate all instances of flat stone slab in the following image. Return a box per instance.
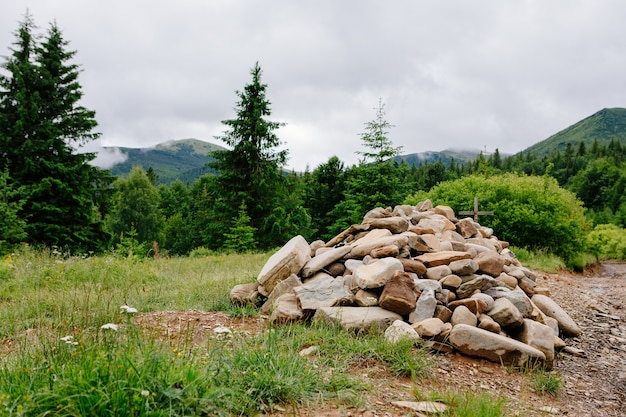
[257,235,310,296]
[449,324,546,367]
[313,306,402,333]
[532,294,581,337]
[416,251,471,267]
[300,244,352,278]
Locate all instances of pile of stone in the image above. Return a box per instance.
[230,200,581,370]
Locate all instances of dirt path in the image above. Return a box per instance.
[540,262,626,416]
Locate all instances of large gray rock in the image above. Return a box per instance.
[384,319,421,343]
[449,324,547,368]
[257,235,311,296]
[501,287,534,318]
[409,289,437,324]
[313,306,402,333]
[269,293,304,324]
[261,274,303,314]
[294,273,353,311]
[229,282,259,305]
[513,319,556,370]
[449,259,479,276]
[532,294,581,337]
[487,297,524,330]
[353,257,404,289]
[300,244,352,278]
[456,275,503,299]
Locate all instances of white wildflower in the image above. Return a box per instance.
[100,323,119,331]
[141,390,150,397]
[60,335,74,342]
[120,305,138,314]
[213,326,233,338]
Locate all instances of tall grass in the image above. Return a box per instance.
[0,247,436,415]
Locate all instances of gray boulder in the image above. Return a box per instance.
[449,324,546,368]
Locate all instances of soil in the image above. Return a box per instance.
[135,263,626,416]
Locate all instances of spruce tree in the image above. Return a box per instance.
[209,62,291,249]
[0,16,109,251]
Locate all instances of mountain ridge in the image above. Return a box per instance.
[99,107,626,184]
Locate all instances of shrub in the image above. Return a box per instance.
[585,223,626,261]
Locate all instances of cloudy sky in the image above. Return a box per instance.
[2,1,625,171]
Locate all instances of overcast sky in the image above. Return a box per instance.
[2,1,625,171]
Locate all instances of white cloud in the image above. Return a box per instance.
[1,1,625,171]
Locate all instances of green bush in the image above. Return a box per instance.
[585,223,626,261]
[405,173,589,264]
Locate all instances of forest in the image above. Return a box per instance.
[1,16,626,267]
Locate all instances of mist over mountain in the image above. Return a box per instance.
[98,108,626,184]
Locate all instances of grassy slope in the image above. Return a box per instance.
[108,139,224,184]
[522,107,626,157]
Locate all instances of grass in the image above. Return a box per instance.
[509,246,566,273]
[0,247,435,416]
[413,387,508,417]
[530,369,563,396]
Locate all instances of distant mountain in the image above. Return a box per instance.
[394,148,482,166]
[521,108,626,157]
[107,139,224,184]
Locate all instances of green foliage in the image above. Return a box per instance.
[209,62,305,249]
[0,14,110,252]
[406,173,589,263]
[223,202,258,253]
[105,166,164,247]
[0,170,26,254]
[356,98,403,164]
[585,224,626,261]
[328,102,407,235]
[508,246,566,272]
[530,369,563,396]
[303,156,348,241]
[413,388,507,417]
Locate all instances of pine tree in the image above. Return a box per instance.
[209,62,290,249]
[0,16,109,251]
[331,99,405,230]
[223,202,257,253]
[0,169,27,254]
[356,98,403,164]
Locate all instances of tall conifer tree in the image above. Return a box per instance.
[209,62,294,249]
[0,15,109,251]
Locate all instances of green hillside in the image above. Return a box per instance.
[522,108,626,157]
[108,139,224,184]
